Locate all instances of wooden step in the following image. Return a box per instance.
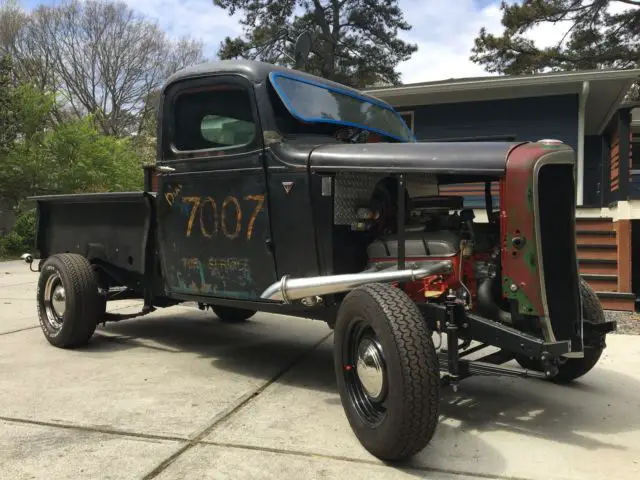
[576,232,617,246]
[575,219,614,232]
[575,229,616,236]
[580,274,618,292]
[576,245,618,260]
[578,258,618,275]
[596,292,636,312]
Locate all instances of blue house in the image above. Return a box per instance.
[365,69,640,311]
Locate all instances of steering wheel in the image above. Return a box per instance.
[335,127,365,143]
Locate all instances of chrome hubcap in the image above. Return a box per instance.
[44,273,65,330]
[52,285,66,316]
[356,337,386,401]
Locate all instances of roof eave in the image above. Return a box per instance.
[595,78,638,134]
[365,69,640,98]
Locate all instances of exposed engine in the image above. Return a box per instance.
[364,195,501,313]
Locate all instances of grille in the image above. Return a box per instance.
[537,163,582,350]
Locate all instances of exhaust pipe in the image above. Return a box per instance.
[260,260,453,303]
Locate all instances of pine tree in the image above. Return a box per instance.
[471,1,639,97]
[213,0,418,87]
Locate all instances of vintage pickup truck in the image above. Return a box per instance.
[22,59,616,462]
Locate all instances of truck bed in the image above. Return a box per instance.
[33,192,155,275]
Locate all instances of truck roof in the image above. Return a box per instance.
[163,59,387,107]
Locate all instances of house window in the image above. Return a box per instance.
[397,111,414,133]
[173,85,256,152]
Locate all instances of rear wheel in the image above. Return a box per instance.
[333,283,440,461]
[212,305,256,323]
[37,254,101,348]
[516,278,607,383]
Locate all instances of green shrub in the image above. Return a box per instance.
[0,231,26,253]
[13,209,36,246]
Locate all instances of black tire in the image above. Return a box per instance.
[36,254,101,348]
[333,283,440,461]
[516,278,607,383]
[212,305,256,323]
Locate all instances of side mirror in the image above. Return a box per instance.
[21,252,39,272]
[294,32,311,71]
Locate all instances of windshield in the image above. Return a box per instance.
[268,72,414,142]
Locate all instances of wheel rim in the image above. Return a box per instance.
[343,319,388,425]
[44,273,66,330]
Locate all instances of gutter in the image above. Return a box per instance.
[365,68,640,99]
[577,81,590,206]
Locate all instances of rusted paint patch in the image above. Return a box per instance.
[502,275,536,313]
[501,142,573,316]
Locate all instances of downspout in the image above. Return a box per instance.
[577,81,590,205]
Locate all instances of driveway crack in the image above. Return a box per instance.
[198,440,534,480]
[141,331,333,479]
[0,416,188,443]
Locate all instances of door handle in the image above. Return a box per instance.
[156,165,176,173]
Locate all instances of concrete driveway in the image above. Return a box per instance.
[1,259,640,480]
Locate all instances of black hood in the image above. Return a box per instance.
[308,141,521,176]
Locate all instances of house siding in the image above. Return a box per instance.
[410,94,579,146]
[400,94,579,208]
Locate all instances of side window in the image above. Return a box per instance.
[173,84,256,152]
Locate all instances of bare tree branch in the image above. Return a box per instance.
[2,0,205,136]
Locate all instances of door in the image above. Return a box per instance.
[156,74,277,301]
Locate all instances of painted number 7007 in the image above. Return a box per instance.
[182,194,264,241]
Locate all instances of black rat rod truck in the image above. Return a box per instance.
[23,59,616,461]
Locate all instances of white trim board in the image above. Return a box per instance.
[576,81,589,205]
[577,201,636,221]
[461,200,640,223]
[574,201,640,220]
[397,110,415,132]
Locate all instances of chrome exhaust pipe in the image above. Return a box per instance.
[260,260,453,303]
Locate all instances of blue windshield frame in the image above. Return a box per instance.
[268,72,415,142]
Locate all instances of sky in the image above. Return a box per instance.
[17,0,602,84]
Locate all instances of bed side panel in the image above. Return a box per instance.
[35,193,153,275]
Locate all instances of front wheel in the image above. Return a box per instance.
[36,254,102,348]
[333,283,440,461]
[516,278,607,383]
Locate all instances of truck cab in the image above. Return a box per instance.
[153,61,416,305]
